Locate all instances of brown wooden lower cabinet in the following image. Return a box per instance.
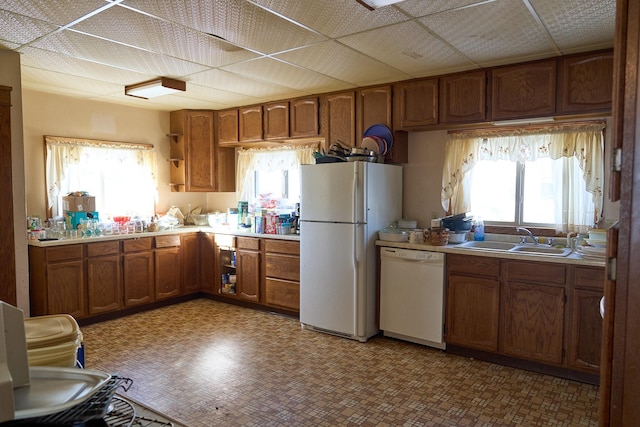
[199,233,215,293]
[86,241,121,315]
[122,238,154,308]
[236,237,260,302]
[445,253,603,379]
[181,233,200,294]
[264,239,300,311]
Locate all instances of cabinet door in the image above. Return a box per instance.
[185,110,216,191]
[568,288,603,374]
[217,109,239,144]
[264,101,289,140]
[199,233,215,293]
[0,88,15,306]
[87,255,122,315]
[46,261,86,318]
[237,248,260,302]
[440,71,486,124]
[239,105,263,142]
[560,50,614,114]
[182,233,200,294]
[265,278,299,311]
[396,78,438,128]
[502,281,565,364]
[446,274,500,352]
[291,97,319,138]
[155,247,182,300]
[123,251,154,307]
[321,91,356,148]
[491,59,557,120]
[357,85,392,137]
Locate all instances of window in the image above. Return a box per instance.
[236,145,315,212]
[441,121,605,233]
[45,136,158,220]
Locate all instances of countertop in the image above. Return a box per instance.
[27,226,300,248]
[375,239,606,267]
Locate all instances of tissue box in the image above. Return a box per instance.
[62,196,95,212]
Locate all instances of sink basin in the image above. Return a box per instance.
[457,240,573,257]
[457,241,518,250]
[509,245,573,257]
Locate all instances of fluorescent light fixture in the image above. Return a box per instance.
[125,77,186,99]
[356,0,405,10]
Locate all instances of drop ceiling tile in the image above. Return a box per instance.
[275,40,410,87]
[19,46,157,87]
[29,29,210,76]
[173,82,265,107]
[529,0,615,52]
[221,57,352,94]
[0,9,59,45]
[0,0,106,26]
[420,0,557,65]
[339,20,477,77]
[21,66,124,97]
[121,0,327,54]
[70,5,259,68]
[248,0,409,38]
[396,0,492,18]
[189,68,303,101]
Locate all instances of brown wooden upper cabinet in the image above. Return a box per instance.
[239,105,263,142]
[559,50,614,115]
[170,109,235,193]
[217,109,239,145]
[440,71,487,124]
[490,59,557,120]
[320,91,356,148]
[291,97,319,138]
[357,85,393,138]
[264,101,290,140]
[395,78,438,128]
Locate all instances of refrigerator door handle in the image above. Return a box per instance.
[352,165,359,223]
[355,225,366,338]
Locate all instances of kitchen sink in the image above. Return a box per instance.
[509,245,573,257]
[457,240,573,257]
[457,241,519,250]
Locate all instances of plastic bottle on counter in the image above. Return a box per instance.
[473,216,485,241]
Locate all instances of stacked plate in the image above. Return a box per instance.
[360,124,393,156]
[576,228,607,261]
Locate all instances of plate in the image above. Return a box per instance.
[585,239,606,248]
[361,136,385,154]
[363,124,393,155]
[13,366,111,420]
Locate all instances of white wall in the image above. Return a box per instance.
[21,90,235,218]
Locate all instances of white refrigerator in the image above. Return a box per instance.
[299,162,402,342]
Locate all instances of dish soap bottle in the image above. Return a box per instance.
[473,216,485,241]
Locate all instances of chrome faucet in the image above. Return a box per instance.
[516,227,538,245]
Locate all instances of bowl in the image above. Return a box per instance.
[378,229,409,242]
[448,231,468,243]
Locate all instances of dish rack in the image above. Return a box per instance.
[1,376,172,427]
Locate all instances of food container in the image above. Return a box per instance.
[408,229,424,243]
[378,229,409,242]
[448,231,468,243]
[190,214,209,226]
[427,227,450,246]
[397,219,418,229]
[24,314,83,368]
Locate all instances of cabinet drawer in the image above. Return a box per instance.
[122,237,153,253]
[506,261,565,286]
[237,237,260,251]
[86,241,120,257]
[265,253,300,281]
[574,266,605,291]
[265,239,300,255]
[47,245,83,262]
[265,278,299,311]
[446,254,500,277]
[155,235,181,248]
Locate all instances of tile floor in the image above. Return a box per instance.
[81,299,599,427]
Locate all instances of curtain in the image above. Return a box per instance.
[441,121,605,228]
[236,145,317,201]
[45,136,158,217]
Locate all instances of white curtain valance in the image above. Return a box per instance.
[236,145,317,200]
[441,121,605,222]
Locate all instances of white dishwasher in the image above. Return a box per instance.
[379,247,446,349]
